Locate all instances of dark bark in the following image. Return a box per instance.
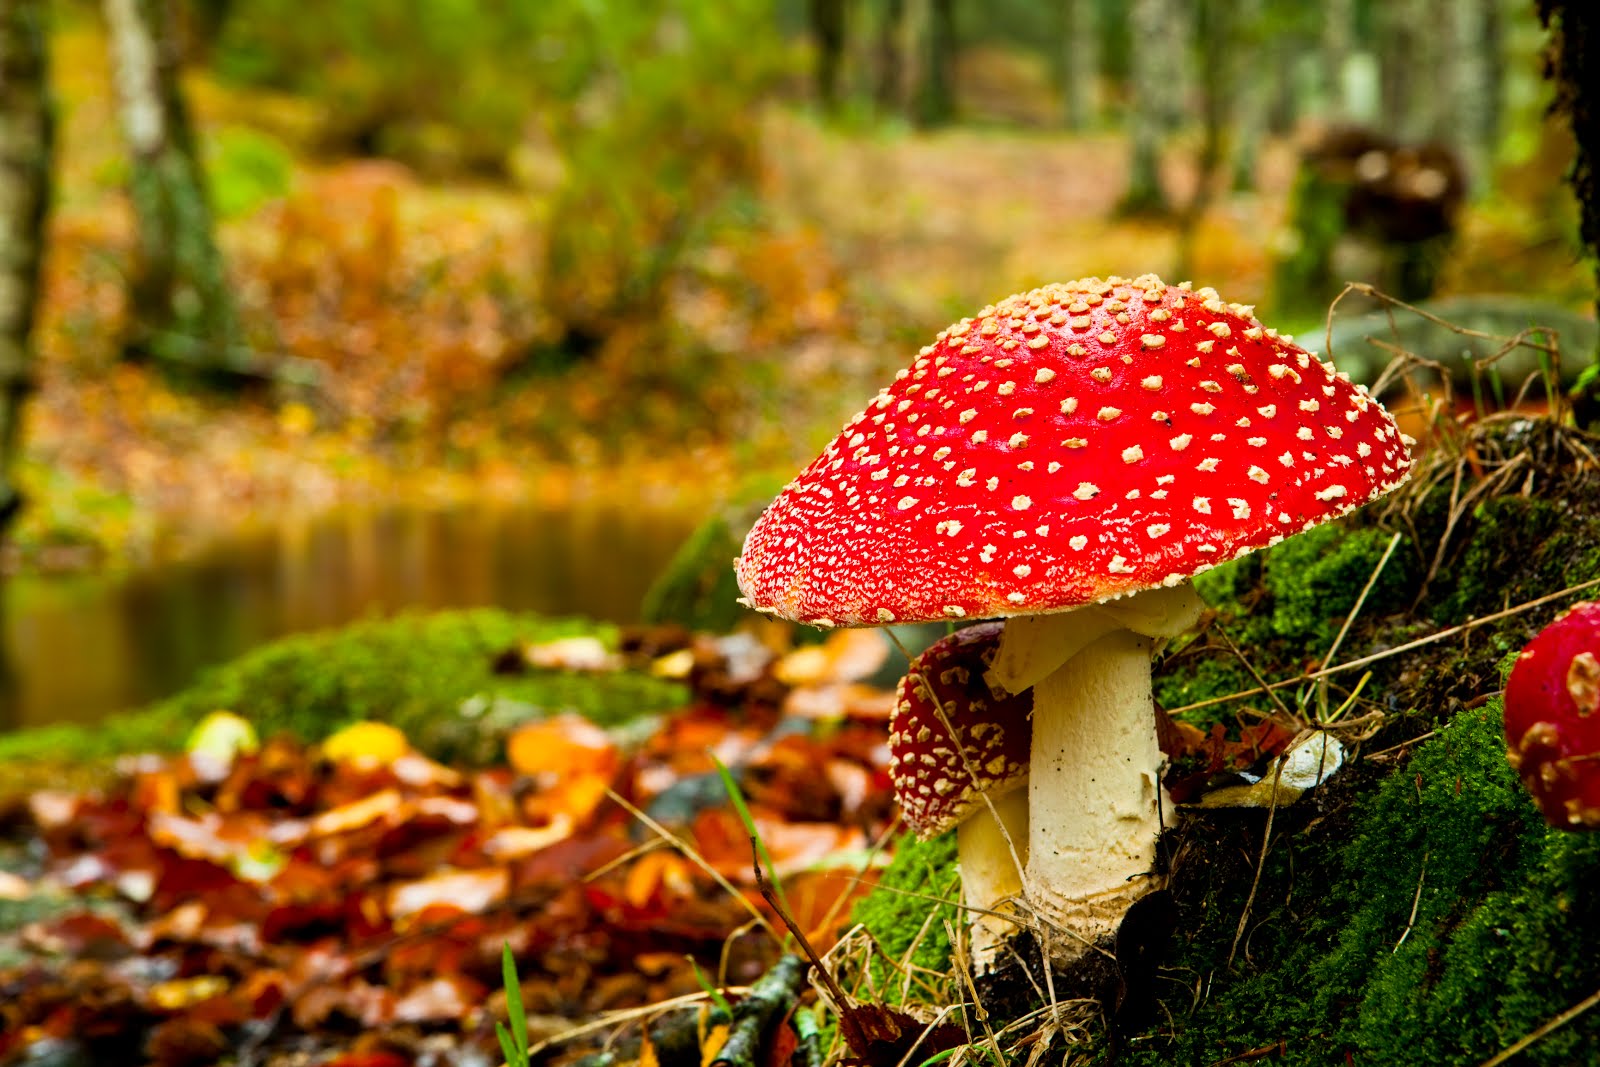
[0,0,53,543]
[708,955,807,1067]
[1540,1,1599,326]
[104,0,247,379]
[874,0,905,114]
[915,0,957,127]
[810,0,847,112]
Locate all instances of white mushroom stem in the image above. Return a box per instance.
[988,582,1205,958]
[955,784,1029,970]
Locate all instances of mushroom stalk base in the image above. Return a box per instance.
[956,786,1029,973]
[1025,628,1167,957]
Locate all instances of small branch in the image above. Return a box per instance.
[1168,576,1600,718]
[1393,851,1428,953]
[1476,985,1600,1067]
[710,955,808,1067]
[1321,531,1403,673]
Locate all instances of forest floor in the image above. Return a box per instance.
[6,405,1600,1065]
[12,26,1592,575]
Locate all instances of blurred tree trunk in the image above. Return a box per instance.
[1120,0,1179,215]
[1228,0,1266,191]
[1538,0,1598,339]
[810,0,848,112]
[1448,0,1499,193]
[1320,0,1353,118]
[1538,0,1600,426]
[0,0,52,542]
[1057,0,1097,131]
[104,0,246,377]
[1379,0,1439,142]
[875,0,905,113]
[914,0,956,126]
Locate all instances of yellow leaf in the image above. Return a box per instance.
[700,1024,730,1067]
[322,721,409,767]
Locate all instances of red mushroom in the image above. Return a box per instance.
[1504,601,1600,829]
[889,622,1031,964]
[737,275,1412,959]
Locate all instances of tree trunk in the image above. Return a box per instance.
[1228,0,1266,190]
[104,0,246,377]
[1057,0,1097,131]
[1120,0,1176,215]
[0,0,52,542]
[1379,0,1436,142]
[1319,0,1353,118]
[810,0,848,112]
[1449,0,1498,193]
[915,0,956,127]
[875,0,905,114]
[1538,0,1599,337]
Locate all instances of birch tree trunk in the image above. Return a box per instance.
[0,0,52,540]
[1120,0,1179,214]
[1449,0,1498,193]
[1058,0,1098,131]
[1320,0,1353,119]
[104,0,246,377]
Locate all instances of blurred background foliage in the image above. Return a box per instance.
[1,0,1597,723]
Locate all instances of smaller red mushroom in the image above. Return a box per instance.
[888,622,1031,966]
[1504,601,1600,829]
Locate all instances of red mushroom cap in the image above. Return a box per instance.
[888,622,1032,838]
[736,275,1412,626]
[1504,601,1600,830]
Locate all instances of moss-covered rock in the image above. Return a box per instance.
[0,610,689,767]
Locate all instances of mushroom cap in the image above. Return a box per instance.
[888,622,1031,838]
[1504,601,1600,830]
[736,275,1412,626]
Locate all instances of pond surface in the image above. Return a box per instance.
[0,501,701,731]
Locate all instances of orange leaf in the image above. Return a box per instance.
[506,714,617,779]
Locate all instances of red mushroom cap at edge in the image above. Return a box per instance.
[1504,601,1600,829]
[736,275,1412,627]
[888,622,1031,838]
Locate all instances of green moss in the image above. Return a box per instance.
[1127,703,1600,1066]
[0,610,688,766]
[847,830,960,1002]
[1438,495,1600,626]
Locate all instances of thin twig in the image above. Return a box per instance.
[1392,851,1428,953]
[1475,985,1600,1067]
[1321,531,1402,672]
[606,788,781,943]
[1226,757,1286,968]
[1168,577,1600,718]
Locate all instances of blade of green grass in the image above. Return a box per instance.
[710,754,797,938]
[502,943,529,1065]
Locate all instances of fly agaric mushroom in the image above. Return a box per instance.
[736,274,1412,959]
[889,622,1031,964]
[1504,601,1600,829]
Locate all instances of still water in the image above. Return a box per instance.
[0,502,701,731]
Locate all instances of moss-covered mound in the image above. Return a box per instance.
[850,419,1600,1064]
[0,610,689,767]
